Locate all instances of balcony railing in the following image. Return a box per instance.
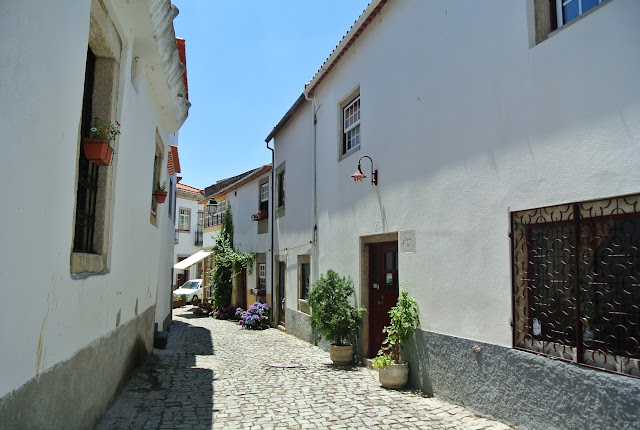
[204,213,224,228]
[195,230,203,246]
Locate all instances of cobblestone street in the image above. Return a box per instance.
[98,308,512,429]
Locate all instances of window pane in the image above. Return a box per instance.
[582,0,601,14]
[385,251,395,270]
[563,0,580,24]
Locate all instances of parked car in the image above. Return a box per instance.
[173,279,203,302]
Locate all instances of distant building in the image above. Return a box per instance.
[174,183,205,286]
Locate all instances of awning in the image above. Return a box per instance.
[174,250,212,270]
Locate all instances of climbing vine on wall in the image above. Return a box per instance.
[209,206,255,311]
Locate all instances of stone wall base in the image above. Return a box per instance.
[0,306,155,430]
[404,329,640,430]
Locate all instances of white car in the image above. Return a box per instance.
[173,279,203,302]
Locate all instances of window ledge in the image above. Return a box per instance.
[298,299,310,315]
[71,252,106,275]
[339,144,361,162]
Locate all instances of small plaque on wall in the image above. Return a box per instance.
[399,230,416,253]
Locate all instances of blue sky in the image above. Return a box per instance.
[172,0,372,190]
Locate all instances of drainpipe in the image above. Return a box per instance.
[266,140,275,322]
[304,92,318,284]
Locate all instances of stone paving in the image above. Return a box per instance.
[98,308,513,429]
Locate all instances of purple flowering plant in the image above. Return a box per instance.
[236,302,270,330]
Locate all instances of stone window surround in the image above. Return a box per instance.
[178,207,191,232]
[297,254,311,315]
[70,0,122,276]
[529,0,612,46]
[338,85,361,161]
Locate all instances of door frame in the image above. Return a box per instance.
[359,232,398,358]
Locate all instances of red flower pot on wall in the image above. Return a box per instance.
[154,190,168,204]
[82,138,114,165]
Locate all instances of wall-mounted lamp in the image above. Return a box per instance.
[207,198,218,207]
[351,155,378,186]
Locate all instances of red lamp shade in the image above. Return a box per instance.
[351,165,366,182]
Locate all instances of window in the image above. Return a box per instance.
[73,48,99,253]
[205,200,226,227]
[196,211,203,245]
[258,263,267,289]
[261,183,269,204]
[300,263,310,300]
[179,208,190,231]
[150,131,165,225]
[276,162,285,218]
[533,0,610,44]
[556,0,605,26]
[277,171,285,208]
[511,194,640,377]
[343,95,360,155]
[71,7,122,274]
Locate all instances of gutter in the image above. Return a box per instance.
[304,93,319,286]
[266,140,275,323]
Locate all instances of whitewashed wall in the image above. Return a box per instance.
[0,0,179,399]
[272,102,315,313]
[275,0,640,347]
[226,172,272,296]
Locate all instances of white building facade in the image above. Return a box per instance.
[174,183,205,285]
[0,0,189,428]
[266,0,640,428]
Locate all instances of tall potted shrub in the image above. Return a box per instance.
[308,270,366,364]
[372,287,420,388]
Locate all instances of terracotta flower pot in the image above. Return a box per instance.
[378,362,409,388]
[82,138,114,165]
[154,190,168,204]
[330,344,353,364]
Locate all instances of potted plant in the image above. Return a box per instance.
[172,293,186,308]
[154,180,168,204]
[308,270,366,364]
[83,117,120,165]
[372,288,420,388]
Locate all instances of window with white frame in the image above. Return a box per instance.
[179,208,190,231]
[556,0,605,26]
[343,95,360,155]
[261,183,269,203]
[258,263,266,289]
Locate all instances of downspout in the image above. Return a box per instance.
[304,92,318,284]
[266,140,275,323]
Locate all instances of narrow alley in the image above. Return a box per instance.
[98,308,512,429]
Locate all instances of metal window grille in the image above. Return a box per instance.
[343,96,360,153]
[511,194,640,377]
[73,48,98,253]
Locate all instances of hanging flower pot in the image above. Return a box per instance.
[154,190,168,204]
[82,138,114,165]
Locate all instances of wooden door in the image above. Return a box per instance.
[368,241,399,357]
[278,262,286,326]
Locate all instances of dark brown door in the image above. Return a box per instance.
[278,262,286,326]
[241,268,247,310]
[368,241,399,357]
